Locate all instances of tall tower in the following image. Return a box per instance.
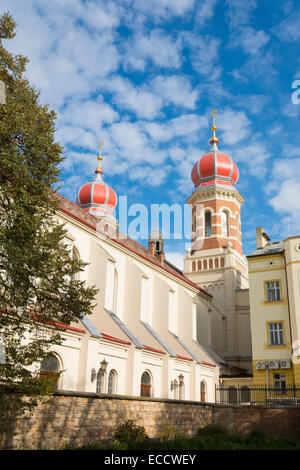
[184,111,249,370]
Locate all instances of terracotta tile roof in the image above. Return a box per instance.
[56,193,212,298]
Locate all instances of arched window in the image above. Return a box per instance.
[203,260,207,270]
[236,214,240,241]
[215,258,219,269]
[141,371,152,397]
[205,211,212,237]
[220,257,225,268]
[198,260,202,270]
[200,380,206,402]
[108,370,117,395]
[40,354,60,391]
[192,261,196,271]
[209,259,213,269]
[221,211,230,237]
[96,369,106,394]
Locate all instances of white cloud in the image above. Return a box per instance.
[272,9,300,42]
[5,0,121,109]
[234,94,269,114]
[230,27,270,55]
[225,0,257,28]
[59,96,119,132]
[124,29,182,72]
[182,33,221,80]
[264,158,300,235]
[234,142,271,178]
[217,109,251,145]
[195,0,218,27]
[129,0,194,22]
[129,165,171,187]
[142,113,207,143]
[269,178,300,215]
[151,75,199,109]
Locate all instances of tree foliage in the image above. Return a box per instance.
[0,13,97,435]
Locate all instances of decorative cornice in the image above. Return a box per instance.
[187,187,244,206]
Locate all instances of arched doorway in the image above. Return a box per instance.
[40,354,60,391]
[200,381,206,402]
[140,371,152,397]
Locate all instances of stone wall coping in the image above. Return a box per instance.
[54,390,300,410]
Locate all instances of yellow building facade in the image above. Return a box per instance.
[248,228,300,389]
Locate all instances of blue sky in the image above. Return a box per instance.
[3,0,300,269]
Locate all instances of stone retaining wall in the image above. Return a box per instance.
[1,391,300,449]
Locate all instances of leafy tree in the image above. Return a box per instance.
[0,13,97,436]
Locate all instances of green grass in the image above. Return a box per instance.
[63,427,300,451]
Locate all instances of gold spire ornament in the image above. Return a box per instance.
[95,141,104,174]
[210,109,219,145]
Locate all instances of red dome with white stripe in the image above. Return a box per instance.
[76,146,117,219]
[191,111,239,189]
[191,150,239,189]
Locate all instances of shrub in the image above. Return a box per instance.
[159,423,182,441]
[113,420,149,443]
[197,424,230,437]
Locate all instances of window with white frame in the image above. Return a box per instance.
[268,322,284,345]
[266,281,281,302]
[221,211,230,237]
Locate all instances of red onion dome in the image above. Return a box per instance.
[76,144,117,219]
[191,111,239,189]
[191,149,239,189]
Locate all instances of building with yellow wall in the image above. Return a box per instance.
[247,228,300,390]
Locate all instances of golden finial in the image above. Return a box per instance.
[210,109,219,144]
[95,141,104,174]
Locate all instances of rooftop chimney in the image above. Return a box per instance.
[256,227,270,249]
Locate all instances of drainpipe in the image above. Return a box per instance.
[281,253,294,385]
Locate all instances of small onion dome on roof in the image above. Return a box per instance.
[76,142,117,219]
[191,110,239,189]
